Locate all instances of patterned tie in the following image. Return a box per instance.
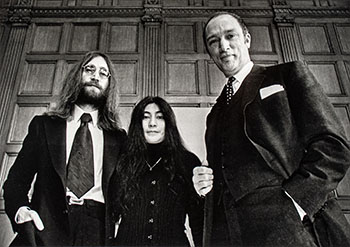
[67,113,94,198]
[226,76,236,104]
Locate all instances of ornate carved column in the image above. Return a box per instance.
[141,0,162,97]
[273,0,299,63]
[0,5,31,133]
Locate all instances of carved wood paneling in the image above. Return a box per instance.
[206,60,226,96]
[307,62,344,96]
[19,61,56,96]
[8,104,49,144]
[0,25,28,134]
[334,24,350,54]
[0,153,16,209]
[143,24,161,97]
[249,24,275,54]
[113,61,139,95]
[334,105,350,140]
[108,23,139,52]
[31,24,63,52]
[298,24,333,54]
[69,23,100,52]
[166,23,196,53]
[166,61,199,95]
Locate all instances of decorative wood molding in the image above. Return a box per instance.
[142,24,161,97]
[0,26,28,133]
[291,8,350,17]
[279,26,299,62]
[8,7,31,25]
[32,7,144,18]
[141,5,163,23]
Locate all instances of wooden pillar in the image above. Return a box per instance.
[273,1,299,63]
[141,1,162,97]
[0,6,31,134]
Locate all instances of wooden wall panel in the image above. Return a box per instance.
[0,153,16,204]
[166,24,196,53]
[8,104,49,144]
[207,61,226,96]
[249,24,275,54]
[31,24,63,53]
[307,62,343,95]
[113,61,139,95]
[69,23,100,52]
[108,23,138,52]
[166,61,199,95]
[19,62,56,96]
[334,105,350,140]
[335,24,350,54]
[298,25,333,54]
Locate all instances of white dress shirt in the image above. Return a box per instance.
[66,105,105,204]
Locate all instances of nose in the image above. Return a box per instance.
[90,71,101,81]
[148,116,157,127]
[219,38,230,52]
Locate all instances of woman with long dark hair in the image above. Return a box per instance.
[108,96,204,246]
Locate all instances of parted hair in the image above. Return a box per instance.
[116,96,188,211]
[46,51,121,131]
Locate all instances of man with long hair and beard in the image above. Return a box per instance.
[4,51,127,246]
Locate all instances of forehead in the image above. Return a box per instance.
[85,56,109,69]
[206,14,243,37]
[144,103,161,113]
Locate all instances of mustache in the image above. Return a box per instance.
[83,81,103,90]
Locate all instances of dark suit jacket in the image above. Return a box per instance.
[3,115,126,246]
[205,61,350,245]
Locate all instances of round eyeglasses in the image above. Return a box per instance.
[82,64,111,80]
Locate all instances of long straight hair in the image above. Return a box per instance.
[46,51,121,131]
[117,96,188,211]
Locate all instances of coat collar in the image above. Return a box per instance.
[44,116,67,188]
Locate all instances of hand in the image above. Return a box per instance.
[16,207,44,231]
[192,160,214,197]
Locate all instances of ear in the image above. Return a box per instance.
[244,33,251,49]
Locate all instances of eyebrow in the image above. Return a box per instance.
[207,29,236,40]
[143,111,163,114]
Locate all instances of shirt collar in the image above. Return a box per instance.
[72,105,98,127]
[231,61,254,83]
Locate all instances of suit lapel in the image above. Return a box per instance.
[45,117,67,188]
[102,131,120,196]
[240,65,266,109]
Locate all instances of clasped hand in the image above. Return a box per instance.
[192,160,214,197]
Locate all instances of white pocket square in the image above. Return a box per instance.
[259,84,284,100]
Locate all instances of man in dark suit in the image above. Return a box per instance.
[4,51,127,246]
[192,12,350,246]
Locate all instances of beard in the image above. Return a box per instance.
[76,83,107,108]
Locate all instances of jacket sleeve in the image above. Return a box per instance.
[185,153,204,247]
[3,116,41,232]
[282,61,350,219]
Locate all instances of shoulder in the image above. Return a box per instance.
[180,150,201,169]
[29,114,64,127]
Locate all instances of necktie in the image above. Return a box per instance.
[226,76,236,104]
[67,113,94,198]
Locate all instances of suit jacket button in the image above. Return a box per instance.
[63,209,68,214]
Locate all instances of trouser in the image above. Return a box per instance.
[68,199,105,246]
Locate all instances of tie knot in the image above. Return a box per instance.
[227,76,236,86]
[80,113,92,124]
